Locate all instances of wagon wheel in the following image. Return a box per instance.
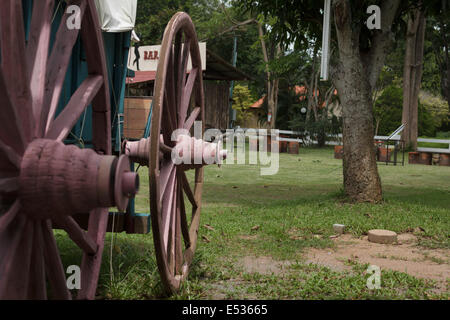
[150,12,205,294]
[0,1,137,299]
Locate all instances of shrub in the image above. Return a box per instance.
[374,85,444,137]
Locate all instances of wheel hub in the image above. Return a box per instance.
[19,139,138,220]
[123,135,227,169]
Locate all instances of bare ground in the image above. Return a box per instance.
[304,233,449,292]
[206,233,449,298]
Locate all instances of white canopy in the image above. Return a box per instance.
[94,0,137,32]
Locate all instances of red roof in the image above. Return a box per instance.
[250,96,266,108]
[126,71,156,84]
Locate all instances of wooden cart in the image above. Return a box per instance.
[0,0,223,299]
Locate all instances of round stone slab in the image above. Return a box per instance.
[368,229,398,244]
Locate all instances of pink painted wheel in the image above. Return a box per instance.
[0,1,137,299]
[150,12,205,294]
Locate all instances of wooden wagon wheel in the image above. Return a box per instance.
[149,12,205,294]
[0,1,138,300]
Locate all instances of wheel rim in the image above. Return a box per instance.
[150,12,205,294]
[0,0,137,300]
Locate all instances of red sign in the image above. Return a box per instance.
[144,50,159,61]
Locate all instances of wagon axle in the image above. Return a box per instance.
[19,139,139,219]
[123,135,227,168]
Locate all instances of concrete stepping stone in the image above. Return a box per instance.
[368,229,398,244]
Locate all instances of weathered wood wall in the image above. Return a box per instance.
[123,82,229,139]
[204,81,229,130]
[123,97,152,139]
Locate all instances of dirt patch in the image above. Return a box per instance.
[240,256,292,275]
[206,279,260,300]
[305,234,449,291]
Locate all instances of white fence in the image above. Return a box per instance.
[227,128,450,154]
[417,138,450,154]
[277,130,450,154]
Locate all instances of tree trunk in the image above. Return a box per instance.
[333,54,382,202]
[439,0,450,111]
[258,23,281,129]
[331,0,401,202]
[402,7,426,150]
[306,44,319,122]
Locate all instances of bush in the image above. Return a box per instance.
[289,107,342,147]
[374,85,443,137]
[373,85,403,135]
[437,131,450,138]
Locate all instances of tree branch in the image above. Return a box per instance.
[366,0,402,91]
[200,19,256,42]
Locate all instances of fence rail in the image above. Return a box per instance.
[227,128,450,154]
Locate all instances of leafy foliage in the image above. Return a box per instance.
[374,85,446,136]
[232,84,256,126]
[374,85,404,136]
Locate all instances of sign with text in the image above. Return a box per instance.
[128,42,206,72]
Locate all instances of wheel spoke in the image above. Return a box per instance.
[42,220,71,300]
[184,107,201,131]
[175,35,191,124]
[179,68,198,126]
[162,90,177,146]
[167,181,177,274]
[0,66,26,155]
[54,216,97,255]
[162,168,177,251]
[0,0,33,142]
[178,182,191,248]
[78,208,109,300]
[173,32,183,103]
[160,160,176,203]
[46,75,103,141]
[0,200,20,235]
[179,171,197,208]
[42,0,86,135]
[0,217,33,299]
[27,0,54,135]
[28,222,47,300]
[160,141,173,154]
[165,48,178,129]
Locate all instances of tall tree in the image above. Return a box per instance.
[257,19,282,129]
[431,0,450,110]
[402,3,426,150]
[237,0,415,202]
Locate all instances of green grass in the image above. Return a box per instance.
[58,147,450,300]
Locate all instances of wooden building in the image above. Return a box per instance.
[124,49,250,139]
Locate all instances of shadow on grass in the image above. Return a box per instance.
[203,180,450,211]
[56,231,210,299]
[383,186,450,210]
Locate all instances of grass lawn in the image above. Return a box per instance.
[58,147,450,300]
